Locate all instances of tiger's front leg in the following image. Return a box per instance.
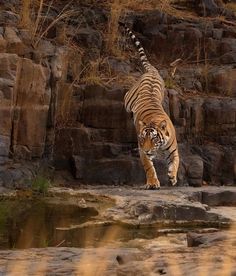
[167,151,179,186]
[139,150,160,189]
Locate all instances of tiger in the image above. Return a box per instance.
[119,22,179,189]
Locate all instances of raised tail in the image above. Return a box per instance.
[119,22,150,72]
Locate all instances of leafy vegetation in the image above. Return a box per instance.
[32,175,51,195]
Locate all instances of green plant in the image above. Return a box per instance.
[0,203,10,233]
[165,77,176,89]
[32,175,51,195]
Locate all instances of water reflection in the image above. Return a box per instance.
[0,199,98,249]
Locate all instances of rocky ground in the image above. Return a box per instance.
[0,1,236,275]
[0,185,236,275]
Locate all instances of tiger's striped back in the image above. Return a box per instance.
[121,24,166,124]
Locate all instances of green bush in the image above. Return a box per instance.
[32,175,51,195]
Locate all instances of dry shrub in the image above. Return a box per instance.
[106,0,123,56]
[20,0,32,28]
[80,58,119,87]
[225,3,236,12]
[19,0,74,47]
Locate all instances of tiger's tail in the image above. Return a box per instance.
[119,22,150,72]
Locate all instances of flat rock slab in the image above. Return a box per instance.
[0,247,142,275]
[50,186,236,226]
[0,186,236,275]
[0,233,235,276]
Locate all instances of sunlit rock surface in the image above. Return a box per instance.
[0,186,235,275]
[0,0,235,187]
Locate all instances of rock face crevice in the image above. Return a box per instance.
[0,1,235,187]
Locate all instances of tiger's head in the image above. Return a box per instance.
[138,120,170,158]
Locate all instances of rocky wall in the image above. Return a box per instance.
[54,84,235,187]
[0,2,235,188]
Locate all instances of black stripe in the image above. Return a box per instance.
[139,52,146,56]
[119,23,150,71]
[138,47,145,52]
[164,139,174,151]
[139,108,158,119]
[125,93,138,109]
[166,148,177,161]
[159,131,164,141]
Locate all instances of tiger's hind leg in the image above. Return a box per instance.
[167,152,179,186]
[139,150,160,190]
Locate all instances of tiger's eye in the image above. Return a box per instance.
[152,137,159,145]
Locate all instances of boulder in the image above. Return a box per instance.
[104,57,132,75]
[207,67,236,96]
[203,98,236,133]
[176,67,203,92]
[54,127,91,168]
[0,34,7,52]
[193,144,235,185]
[75,27,102,50]
[180,97,205,137]
[82,99,128,129]
[200,145,224,185]
[51,47,69,80]
[195,0,222,16]
[0,53,19,157]
[187,231,227,247]
[220,51,236,64]
[72,156,145,185]
[4,27,27,55]
[0,53,50,159]
[153,203,209,221]
[0,11,19,26]
[202,190,236,206]
[11,58,51,159]
[182,155,204,187]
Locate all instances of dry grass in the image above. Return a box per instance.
[116,0,197,18]
[130,0,173,11]
[19,0,74,47]
[225,3,236,13]
[81,59,106,86]
[105,0,176,57]
[80,58,120,87]
[106,0,123,56]
[20,0,31,28]
[33,8,74,47]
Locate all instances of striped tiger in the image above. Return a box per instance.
[120,22,179,189]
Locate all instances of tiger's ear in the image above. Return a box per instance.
[139,121,146,129]
[160,120,167,131]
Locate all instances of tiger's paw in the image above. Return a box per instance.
[169,176,177,186]
[144,179,160,190]
[168,171,177,186]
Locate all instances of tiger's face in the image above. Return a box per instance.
[138,120,169,158]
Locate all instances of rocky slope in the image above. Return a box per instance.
[0,0,235,188]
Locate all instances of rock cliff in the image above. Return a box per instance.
[0,0,235,187]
